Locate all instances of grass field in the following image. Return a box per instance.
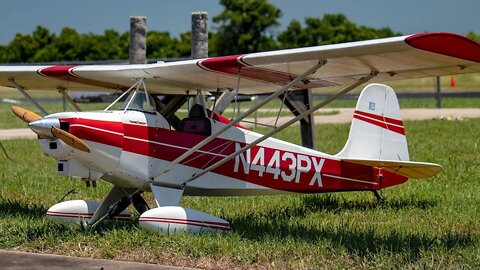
[0,118,479,269]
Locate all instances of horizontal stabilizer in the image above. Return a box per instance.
[342,158,442,179]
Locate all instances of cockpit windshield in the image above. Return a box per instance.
[120,91,156,113]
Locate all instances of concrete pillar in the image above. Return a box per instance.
[191,12,208,59]
[130,16,147,64]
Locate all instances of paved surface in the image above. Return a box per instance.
[0,128,36,140]
[1,108,480,139]
[242,108,480,127]
[0,250,195,270]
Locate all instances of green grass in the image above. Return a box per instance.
[0,118,479,269]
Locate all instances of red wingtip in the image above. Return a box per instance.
[405,32,480,63]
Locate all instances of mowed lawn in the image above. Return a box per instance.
[0,118,478,269]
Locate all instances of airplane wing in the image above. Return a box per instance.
[0,32,479,95]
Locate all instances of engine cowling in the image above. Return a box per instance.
[46,200,131,224]
[139,206,230,234]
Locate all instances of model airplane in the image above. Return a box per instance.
[1,32,479,233]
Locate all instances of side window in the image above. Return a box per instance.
[120,91,156,113]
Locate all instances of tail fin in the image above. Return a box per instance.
[336,83,409,161]
[336,83,441,179]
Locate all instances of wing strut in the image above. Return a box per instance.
[104,78,144,111]
[150,60,327,183]
[181,72,378,185]
[9,78,48,116]
[58,88,82,111]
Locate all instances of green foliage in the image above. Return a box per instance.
[278,14,401,48]
[212,0,281,55]
[0,27,190,63]
[2,0,478,62]
[467,31,480,41]
[147,31,190,59]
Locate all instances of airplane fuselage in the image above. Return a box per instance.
[38,110,407,196]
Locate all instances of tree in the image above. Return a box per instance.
[55,27,82,61]
[147,31,191,59]
[0,26,132,63]
[0,6,406,63]
[467,31,480,42]
[0,26,55,62]
[212,0,281,55]
[278,14,401,49]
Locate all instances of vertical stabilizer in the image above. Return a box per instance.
[336,84,409,161]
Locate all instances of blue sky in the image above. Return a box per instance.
[0,0,478,44]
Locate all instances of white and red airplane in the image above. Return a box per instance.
[1,32,479,233]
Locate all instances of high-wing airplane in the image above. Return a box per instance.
[2,32,479,233]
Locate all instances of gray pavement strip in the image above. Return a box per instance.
[0,249,197,270]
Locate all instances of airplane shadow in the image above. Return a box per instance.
[0,198,136,233]
[301,193,437,213]
[0,198,46,218]
[249,193,438,221]
[228,195,473,257]
[231,215,474,257]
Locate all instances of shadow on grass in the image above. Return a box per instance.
[231,215,474,258]
[0,198,137,235]
[0,198,46,218]
[229,194,471,258]
[258,194,437,220]
[302,193,437,212]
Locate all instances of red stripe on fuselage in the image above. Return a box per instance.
[62,118,124,148]
[59,118,401,192]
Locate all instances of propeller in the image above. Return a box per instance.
[11,105,90,153]
[11,105,41,123]
[51,126,90,153]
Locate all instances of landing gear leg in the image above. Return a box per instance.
[131,193,149,214]
[373,190,385,203]
[89,186,151,227]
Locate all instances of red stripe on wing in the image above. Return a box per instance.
[37,65,78,79]
[198,55,336,88]
[37,66,129,90]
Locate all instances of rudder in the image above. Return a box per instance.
[336,84,409,161]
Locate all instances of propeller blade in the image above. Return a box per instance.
[11,105,42,123]
[51,126,91,153]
